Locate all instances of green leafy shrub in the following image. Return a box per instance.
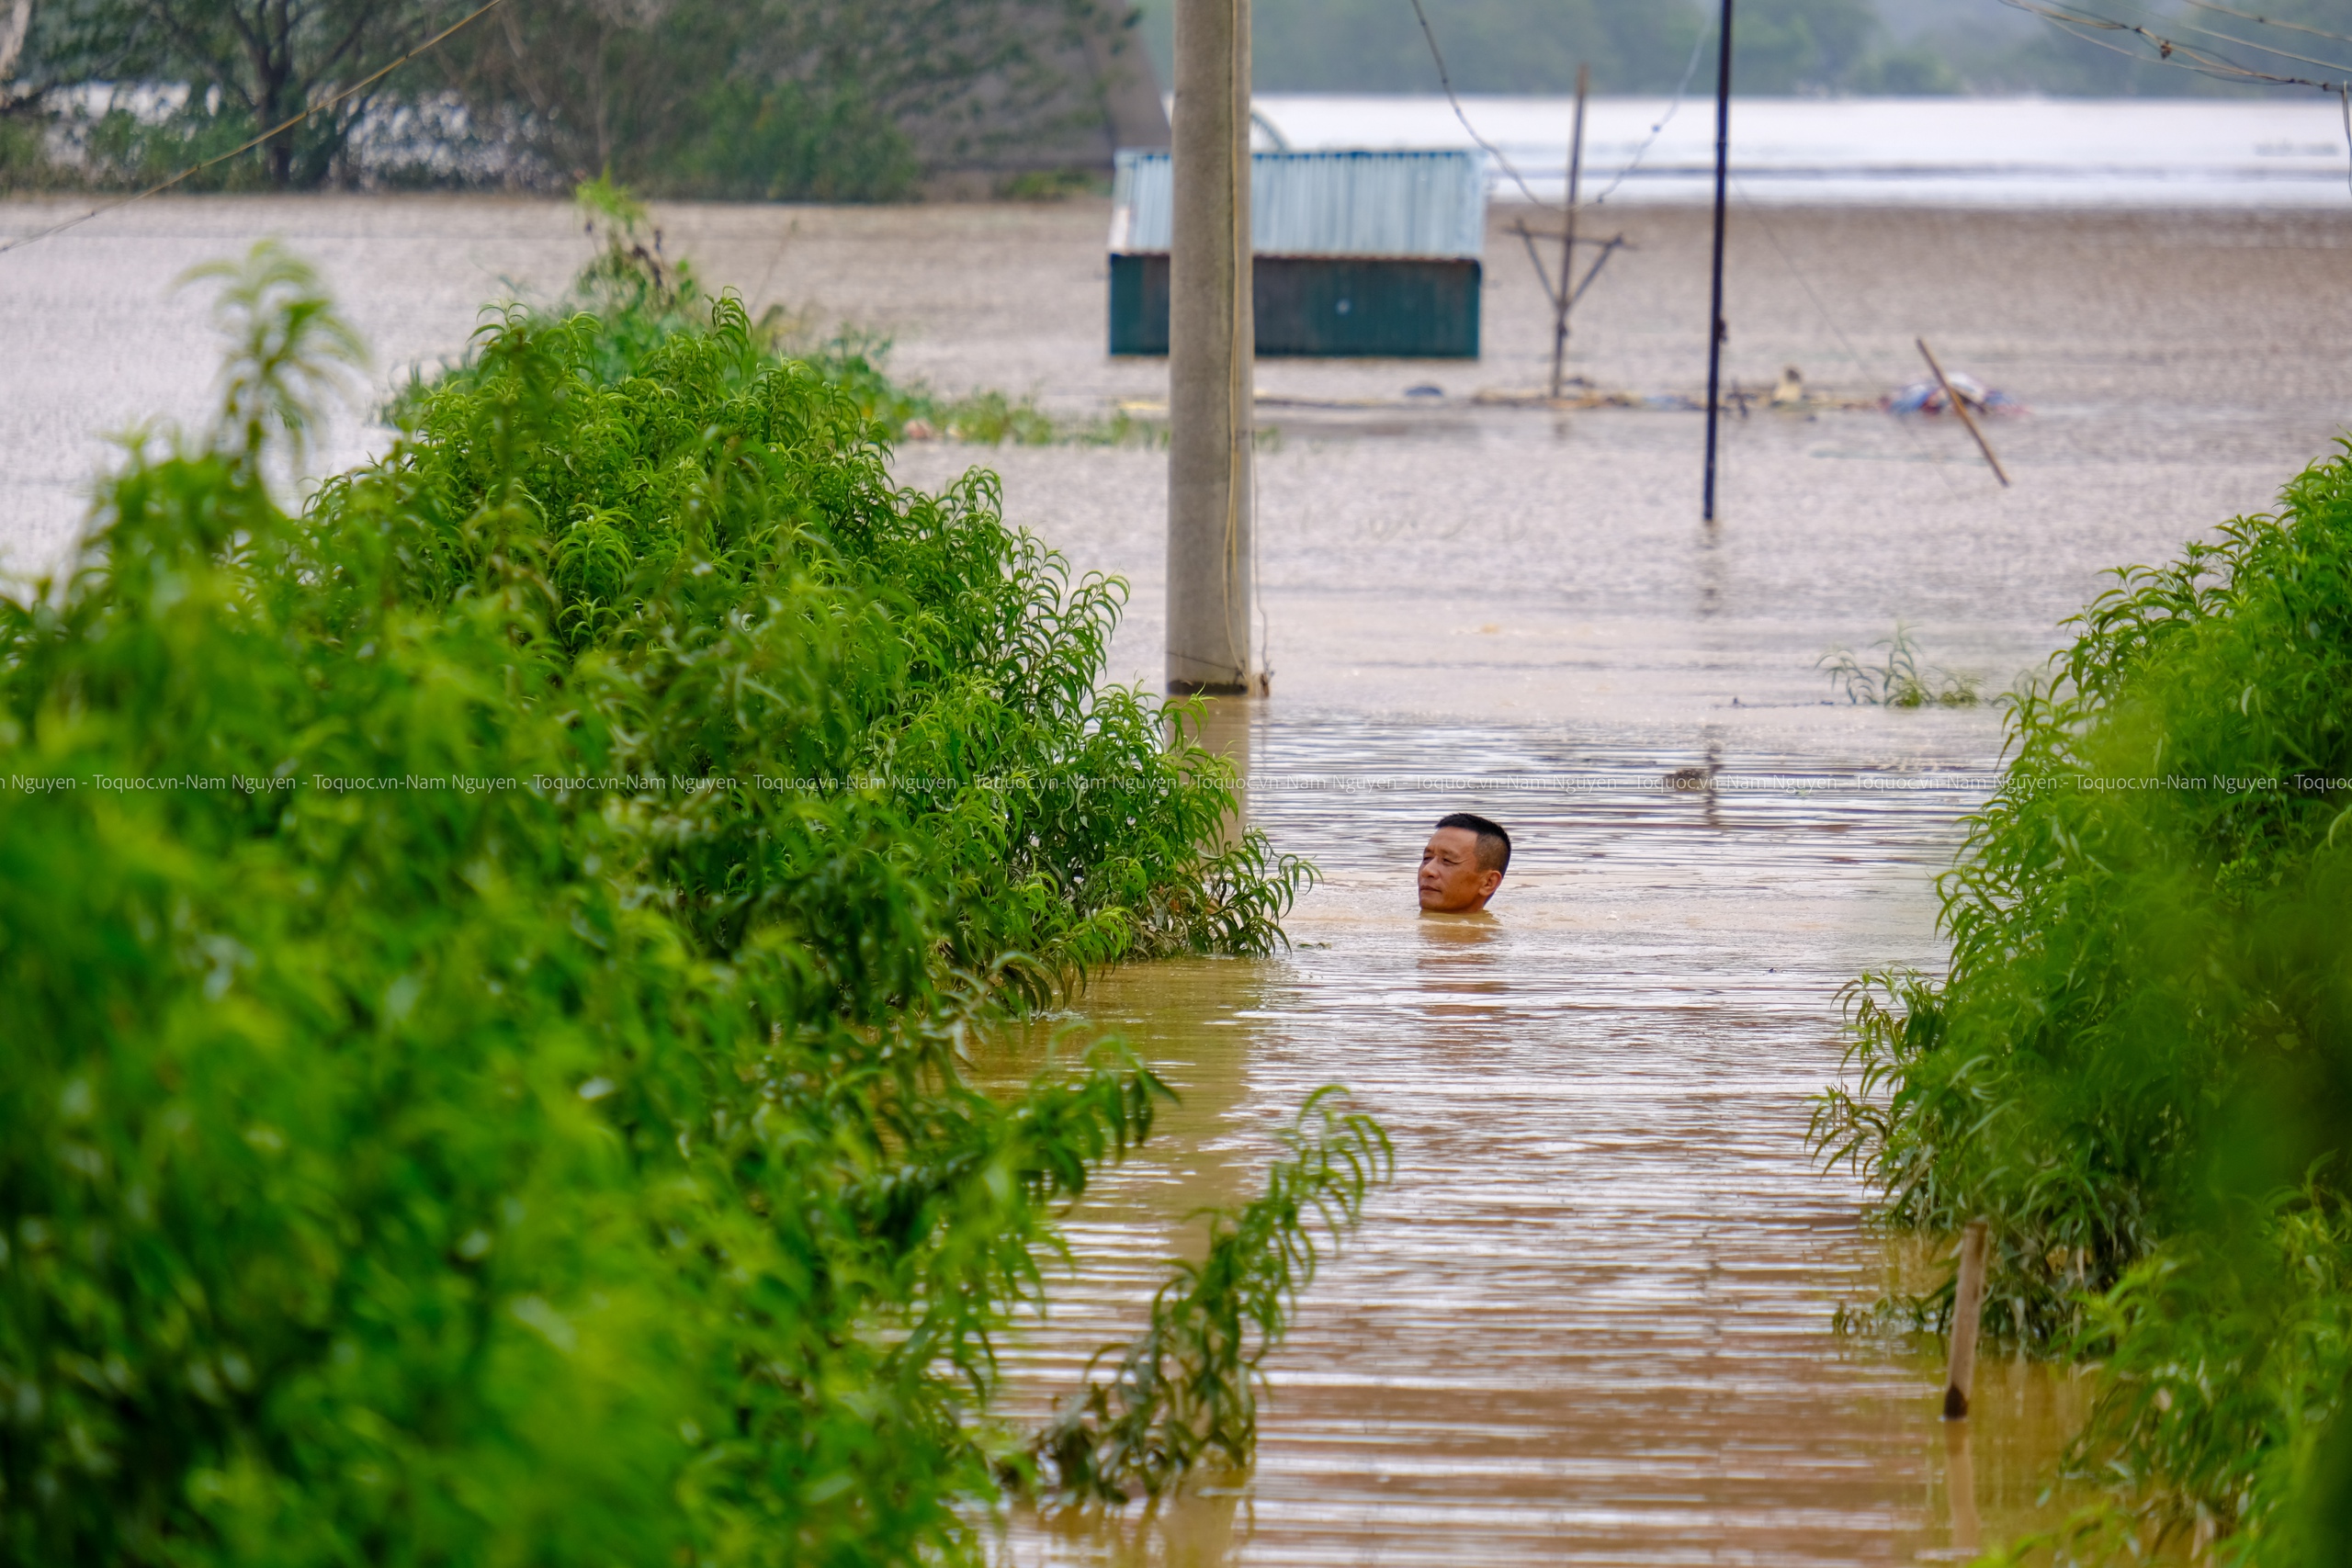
[1816,622,1980,707]
[808,333,1066,448]
[555,191,1095,452]
[1033,1088,1392,1502]
[0,113,74,192]
[1811,451,2352,1555]
[0,243,1345,1566]
[71,100,278,191]
[663,79,922,203]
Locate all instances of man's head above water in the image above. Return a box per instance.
[1419,812,1511,914]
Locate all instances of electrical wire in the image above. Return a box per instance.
[1406,0,1557,209]
[1588,16,1714,208]
[1996,0,2352,196]
[1727,175,1966,499]
[1997,0,2350,89]
[1722,0,2343,504]
[0,0,511,259]
[1403,0,1713,213]
[2177,0,2352,50]
[2150,9,2352,76]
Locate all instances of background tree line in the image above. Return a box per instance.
[1216,0,2348,99]
[0,0,1160,197]
[0,0,2336,197]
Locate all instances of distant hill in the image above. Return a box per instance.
[1130,0,2324,98]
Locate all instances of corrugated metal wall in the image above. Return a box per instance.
[1110,149,1487,259]
[1108,254,1481,356]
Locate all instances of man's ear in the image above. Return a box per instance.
[1477,868,1503,897]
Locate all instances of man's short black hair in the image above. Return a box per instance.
[1435,812,1511,874]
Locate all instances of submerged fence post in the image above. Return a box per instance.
[1943,1218,1990,1419]
[1944,1419,1982,1551]
[1167,0,1254,695]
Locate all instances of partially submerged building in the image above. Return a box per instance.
[1107,149,1487,358]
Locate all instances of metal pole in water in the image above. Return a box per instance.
[1167,0,1254,695]
[1943,1218,1991,1419]
[1548,62,1589,400]
[1702,0,1733,523]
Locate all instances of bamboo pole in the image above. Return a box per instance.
[1943,1219,1990,1419]
[1167,0,1254,694]
[1701,0,1734,523]
[1548,62,1589,400]
[1916,337,2011,488]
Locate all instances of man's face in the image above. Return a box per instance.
[1419,827,1501,913]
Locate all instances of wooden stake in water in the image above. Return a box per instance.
[1916,337,2011,489]
[1944,1419,1982,1551]
[1943,1219,1990,1419]
[1548,62,1589,400]
[1701,0,1734,523]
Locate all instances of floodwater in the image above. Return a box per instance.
[980,721,2105,1564]
[1249,96,2352,208]
[5,168,2348,1561]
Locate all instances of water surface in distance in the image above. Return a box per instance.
[1247,96,2352,209]
[983,717,2090,1565]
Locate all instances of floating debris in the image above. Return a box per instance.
[1472,387,1694,411]
[1475,369,1875,413]
[1758,366,1875,412]
[1884,369,2025,415]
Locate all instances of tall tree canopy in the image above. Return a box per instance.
[17,0,458,185]
[1,0,1159,196]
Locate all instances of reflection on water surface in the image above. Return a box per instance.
[988,721,2091,1565]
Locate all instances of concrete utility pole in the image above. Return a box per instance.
[1166,0,1254,694]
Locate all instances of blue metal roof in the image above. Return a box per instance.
[1109,149,1487,261]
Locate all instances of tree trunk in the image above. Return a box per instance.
[0,0,34,89]
[242,1,296,186]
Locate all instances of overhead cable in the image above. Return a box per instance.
[1997,0,2349,89]
[1998,0,2352,195]
[1729,176,1964,499]
[2177,0,2352,49]
[2157,9,2352,75]
[1406,0,1557,208]
[0,0,511,259]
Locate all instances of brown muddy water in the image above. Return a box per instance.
[978,720,2097,1567]
[6,192,2348,1561]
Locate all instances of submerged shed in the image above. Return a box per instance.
[1108,149,1486,358]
